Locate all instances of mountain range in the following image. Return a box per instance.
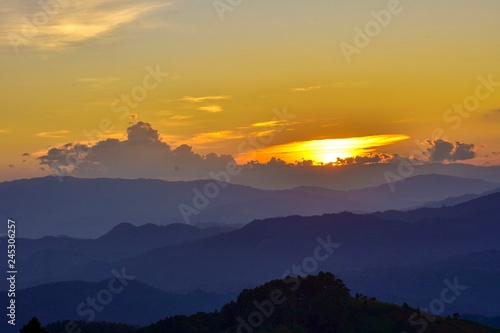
[1,174,498,238]
[2,190,499,329]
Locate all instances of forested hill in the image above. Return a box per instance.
[41,273,500,333]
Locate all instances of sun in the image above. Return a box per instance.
[299,138,365,163]
[237,134,410,164]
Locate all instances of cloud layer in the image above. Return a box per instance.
[37,122,481,182]
[38,122,235,179]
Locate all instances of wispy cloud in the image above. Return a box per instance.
[251,120,283,127]
[178,95,231,103]
[170,115,193,120]
[197,105,223,113]
[35,130,70,138]
[249,119,291,137]
[290,85,322,92]
[0,129,10,134]
[189,130,246,145]
[290,82,368,92]
[0,0,170,51]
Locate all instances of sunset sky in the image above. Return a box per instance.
[1,0,499,181]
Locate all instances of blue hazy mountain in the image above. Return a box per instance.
[11,191,492,321]
[0,279,233,332]
[0,222,233,290]
[1,180,499,329]
[0,174,497,238]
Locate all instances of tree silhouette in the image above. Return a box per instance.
[20,317,49,333]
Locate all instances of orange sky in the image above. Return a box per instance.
[1,0,499,181]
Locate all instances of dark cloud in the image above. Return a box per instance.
[127,121,161,143]
[426,139,477,162]
[452,142,476,161]
[335,154,398,165]
[428,140,454,162]
[266,157,288,167]
[22,153,30,157]
[9,164,15,168]
[38,122,236,180]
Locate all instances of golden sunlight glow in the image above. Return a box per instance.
[238,134,410,164]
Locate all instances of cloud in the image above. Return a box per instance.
[8,164,15,168]
[169,115,193,120]
[290,85,322,92]
[178,95,231,103]
[251,120,284,128]
[0,129,10,133]
[35,130,70,138]
[126,121,161,142]
[188,131,246,146]
[38,122,236,179]
[197,105,223,113]
[0,0,170,51]
[290,82,367,92]
[426,139,477,162]
[335,154,398,165]
[245,119,296,138]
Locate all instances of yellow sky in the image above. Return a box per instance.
[1,0,499,180]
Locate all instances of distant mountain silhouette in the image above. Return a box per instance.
[1,174,497,238]
[2,184,499,328]
[44,191,495,319]
[405,185,500,209]
[0,279,232,332]
[373,191,500,223]
[344,250,500,317]
[0,223,233,289]
[231,162,500,190]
